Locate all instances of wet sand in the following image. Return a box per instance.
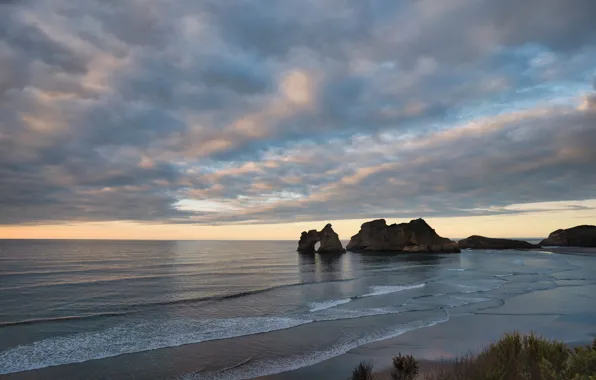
[541,247,596,256]
[256,302,596,380]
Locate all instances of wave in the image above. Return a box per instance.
[455,283,503,294]
[0,312,134,328]
[0,268,302,291]
[307,283,426,313]
[404,294,491,309]
[308,299,351,312]
[447,268,467,272]
[180,314,450,380]
[0,317,310,375]
[362,283,426,297]
[0,304,442,375]
[313,306,405,321]
[0,278,355,328]
[367,264,440,273]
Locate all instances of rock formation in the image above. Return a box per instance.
[458,235,540,250]
[297,224,346,254]
[539,225,596,247]
[317,224,346,254]
[346,218,460,253]
[297,230,320,252]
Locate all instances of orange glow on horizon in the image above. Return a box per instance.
[1,204,594,240]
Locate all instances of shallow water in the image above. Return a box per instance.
[0,240,595,379]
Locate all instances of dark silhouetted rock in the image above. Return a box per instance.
[297,230,320,252]
[458,235,540,250]
[297,224,346,254]
[346,218,460,253]
[539,225,596,247]
[318,224,346,254]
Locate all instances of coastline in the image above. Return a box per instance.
[254,304,596,380]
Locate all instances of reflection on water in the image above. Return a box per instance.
[2,241,596,380]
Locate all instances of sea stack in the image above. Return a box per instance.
[458,236,541,250]
[346,218,460,253]
[297,223,346,254]
[539,225,596,247]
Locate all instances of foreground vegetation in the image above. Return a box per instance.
[350,332,596,380]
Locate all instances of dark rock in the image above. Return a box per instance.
[318,223,346,254]
[539,225,596,247]
[297,230,320,252]
[346,218,460,253]
[458,235,540,250]
[297,224,346,254]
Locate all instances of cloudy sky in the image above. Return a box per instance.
[1,0,595,240]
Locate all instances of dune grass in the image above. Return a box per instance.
[350,332,596,380]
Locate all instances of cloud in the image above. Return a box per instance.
[176,101,596,224]
[1,0,595,225]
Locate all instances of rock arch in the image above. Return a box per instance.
[297,224,346,254]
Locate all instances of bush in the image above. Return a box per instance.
[425,333,596,380]
[350,361,376,380]
[391,353,419,380]
[566,340,596,380]
[348,333,596,380]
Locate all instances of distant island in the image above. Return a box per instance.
[297,219,596,253]
[457,235,540,250]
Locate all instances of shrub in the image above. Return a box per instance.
[566,339,596,380]
[423,333,596,380]
[391,353,419,380]
[350,361,376,380]
[348,334,596,380]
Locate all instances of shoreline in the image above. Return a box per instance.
[254,308,596,380]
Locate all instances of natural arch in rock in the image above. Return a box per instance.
[297,224,346,254]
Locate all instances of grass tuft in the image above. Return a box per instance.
[348,334,596,380]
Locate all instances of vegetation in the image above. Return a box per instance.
[350,333,596,380]
[350,361,376,380]
[391,353,419,380]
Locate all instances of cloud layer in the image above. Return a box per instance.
[1,0,595,225]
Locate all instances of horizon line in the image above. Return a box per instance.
[0,237,545,242]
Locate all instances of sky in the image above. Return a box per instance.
[1,0,595,240]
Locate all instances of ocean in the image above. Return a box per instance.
[1,240,595,379]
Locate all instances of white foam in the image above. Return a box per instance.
[404,295,490,309]
[181,315,449,380]
[444,296,492,307]
[0,317,310,375]
[0,302,433,375]
[308,299,351,312]
[447,268,467,272]
[307,283,425,313]
[368,264,439,273]
[455,280,505,293]
[364,283,426,297]
[313,306,404,321]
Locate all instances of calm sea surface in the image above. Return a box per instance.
[1,240,595,379]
